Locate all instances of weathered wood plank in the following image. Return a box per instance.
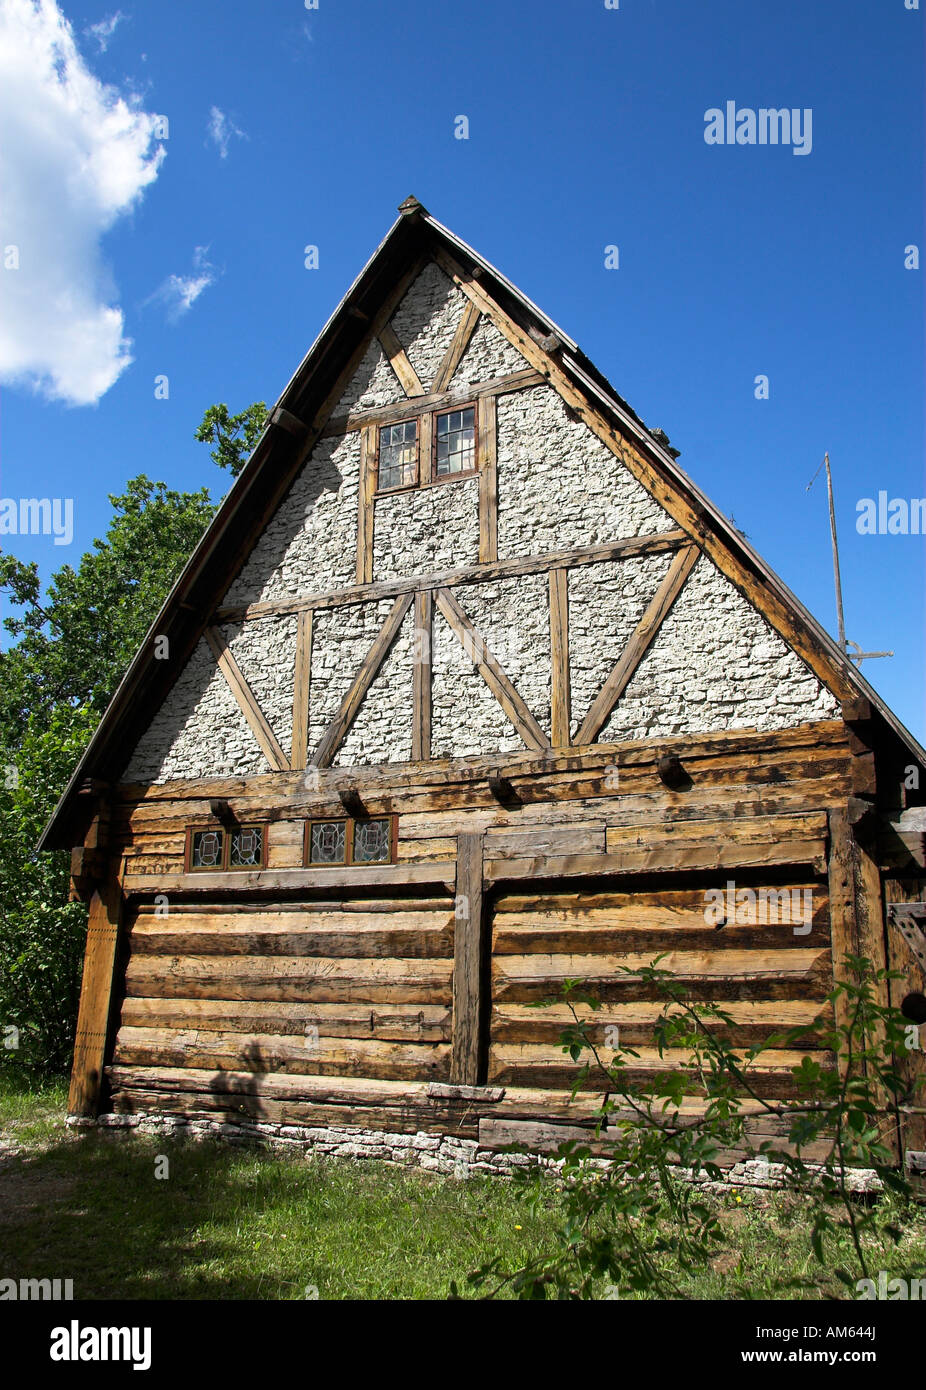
[477,394,497,564]
[204,626,289,772]
[290,610,312,772]
[575,544,701,745]
[549,567,570,748]
[451,832,486,1085]
[321,366,544,437]
[433,301,481,393]
[214,530,689,623]
[378,322,426,398]
[68,872,123,1117]
[121,862,455,894]
[356,423,377,585]
[435,588,549,753]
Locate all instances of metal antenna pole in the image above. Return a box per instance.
[824,453,847,653]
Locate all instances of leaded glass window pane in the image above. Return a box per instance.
[309,820,347,864]
[230,825,263,868]
[352,818,392,864]
[191,828,224,869]
[378,419,418,491]
[434,406,475,476]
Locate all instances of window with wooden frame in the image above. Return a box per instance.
[304,815,397,866]
[375,403,477,494]
[186,823,268,872]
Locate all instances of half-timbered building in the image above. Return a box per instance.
[41,197,926,1173]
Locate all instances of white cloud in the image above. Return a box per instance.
[84,9,125,53]
[0,0,165,406]
[207,106,246,159]
[145,246,217,323]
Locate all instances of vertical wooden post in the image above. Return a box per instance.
[418,410,433,489]
[549,567,571,748]
[477,395,498,564]
[356,424,376,583]
[412,590,432,763]
[68,869,123,1117]
[291,609,313,771]
[827,806,899,1159]
[451,832,487,1085]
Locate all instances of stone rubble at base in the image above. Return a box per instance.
[66,1112,883,1193]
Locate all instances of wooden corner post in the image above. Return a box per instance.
[68,867,124,1117]
[451,832,488,1085]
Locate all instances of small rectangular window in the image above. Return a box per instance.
[434,406,475,478]
[187,823,266,872]
[352,818,393,864]
[308,819,348,864]
[191,828,224,869]
[305,816,397,866]
[229,825,264,868]
[378,419,418,491]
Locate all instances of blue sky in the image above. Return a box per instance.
[1,0,924,738]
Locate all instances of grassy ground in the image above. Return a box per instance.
[1,1074,923,1300]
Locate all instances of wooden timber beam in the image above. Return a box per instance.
[68,869,123,1116]
[378,322,426,398]
[434,588,550,753]
[477,395,498,563]
[121,862,455,895]
[549,568,571,748]
[215,529,689,623]
[432,243,858,705]
[312,592,414,768]
[433,301,481,393]
[412,590,433,762]
[575,543,701,746]
[204,627,289,773]
[356,424,377,584]
[290,610,313,772]
[451,832,488,1086]
[321,367,545,438]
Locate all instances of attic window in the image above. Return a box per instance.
[305,816,396,866]
[378,419,418,491]
[435,406,475,477]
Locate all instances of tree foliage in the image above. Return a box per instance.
[0,401,265,1079]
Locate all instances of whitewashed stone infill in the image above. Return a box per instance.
[388,261,469,389]
[448,314,527,388]
[599,555,840,742]
[221,430,361,609]
[124,614,297,784]
[334,607,414,767]
[496,385,676,557]
[373,475,479,581]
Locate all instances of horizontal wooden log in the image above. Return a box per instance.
[321,368,546,436]
[125,954,453,1005]
[113,1027,449,1083]
[485,840,828,883]
[119,997,451,1042]
[130,919,454,960]
[121,864,456,895]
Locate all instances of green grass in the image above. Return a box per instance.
[1,1074,923,1300]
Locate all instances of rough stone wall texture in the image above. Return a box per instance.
[388,261,469,390]
[334,607,415,767]
[221,431,361,609]
[430,573,551,758]
[333,339,405,414]
[597,554,840,741]
[568,554,674,737]
[124,614,296,783]
[78,1113,883,1193]
[449,316,527,388]
[373,476,480,582]
[497,385,675,558]
[306,599,412,765]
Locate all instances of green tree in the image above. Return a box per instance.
[194,401,268,478]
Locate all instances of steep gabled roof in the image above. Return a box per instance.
[38,196,926,850]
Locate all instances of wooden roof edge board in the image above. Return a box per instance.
[37,202,926,850]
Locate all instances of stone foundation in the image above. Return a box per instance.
[66,1112,882,1193]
